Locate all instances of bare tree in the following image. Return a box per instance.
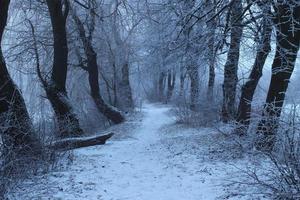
[182,0,200,110]
[236,4,272,134]
[158,71,166,100]
[0,0,41,156]
[40,0,84,138]
[166,69,176,103]
[71,1,125,124]
[256,1,300,151]
[221,1,243,122]
[110,0,134,110]
[205,0,217,102]
[0,1,43,197]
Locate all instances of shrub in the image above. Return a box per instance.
[240,104,300,199]
[173,100,220,127]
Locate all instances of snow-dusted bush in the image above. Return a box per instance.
[243,105,300,199]
[173,100,220,127]
[0,112,72,199]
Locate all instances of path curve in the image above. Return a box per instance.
[12,104,228,200]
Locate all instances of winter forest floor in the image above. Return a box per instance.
[10,104,267,200]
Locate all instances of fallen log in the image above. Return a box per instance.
[47,133,114,151]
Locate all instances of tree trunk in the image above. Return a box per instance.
[44,88,84,137]
[207,42,216,102]
[49,133,114,151]
[179,66,186,98]
[181,0,199,110]
[166,70,176,103]
[45,0,84,138]
[118,62,134,110]
[189,66,199,110]
[205,0,217,102]
[236,13,272,134]
[110,3,134,111]
[158,71,166,100]
[88,51,124,124]
[256,3,300,151]
[221,1,243,122]
[0,0,41,156]
[72,10,125,124]
[112,63,118,107]
[0,3,42,196]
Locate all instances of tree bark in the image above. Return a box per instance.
[158,71,166,100]
[166,70,176,103]
[221,1,243,122]
[188,66,200,110]
[72,10,125,124]
[256,3,300,151]
[236,12,272,133]
[0,0,41,156]
[179,66,186,98]
[205,0,217,102]
[182,0,199,110]
[49,133,114,151]
[0,4,41,196]
[118,62,134,110]
[110,2,134,111]
[45,0,84,138]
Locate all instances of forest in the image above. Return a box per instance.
[0,0,299,199]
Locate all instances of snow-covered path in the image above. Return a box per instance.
[12,104,249,200]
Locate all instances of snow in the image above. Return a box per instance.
[10,104,266,200]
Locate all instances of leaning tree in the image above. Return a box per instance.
[71,1,125,124]
[0,1,43,196]
[36,0,85,138]
[257,1,300,151]
[0,0,41,157]
[235,3,273,134]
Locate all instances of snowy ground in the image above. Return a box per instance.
[10,104,266,200]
